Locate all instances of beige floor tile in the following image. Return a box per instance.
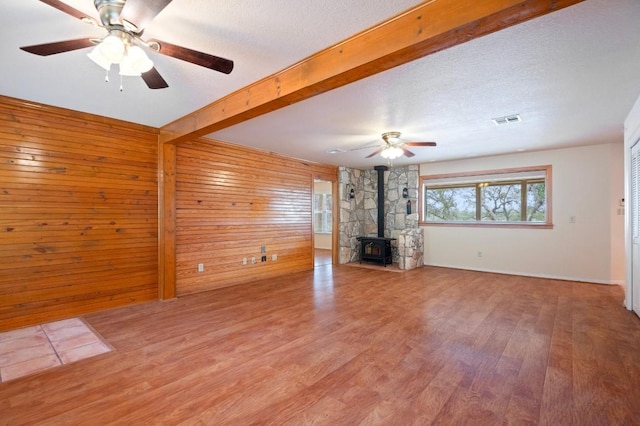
[58,341,111,364]
[0,338,56,367]
[41,318,85,333]
[0,325,43,343]
[0,318,112,383]
[0,354,61,382]
[0,332,49,355]
[50,331,102,353]
[43,323,91,342]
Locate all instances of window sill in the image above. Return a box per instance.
[419,221,553,229]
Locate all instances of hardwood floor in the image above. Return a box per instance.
[314,248,332,266]
[1,266,639,425]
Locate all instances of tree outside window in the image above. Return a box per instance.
[421,166,551,227]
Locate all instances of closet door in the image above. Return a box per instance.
[631,142,640,316]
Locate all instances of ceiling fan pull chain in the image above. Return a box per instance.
[104,69,109,83]
[119,74,124,92]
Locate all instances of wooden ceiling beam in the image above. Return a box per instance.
[159,0,583,144]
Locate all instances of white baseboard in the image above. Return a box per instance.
[425,263,623,285]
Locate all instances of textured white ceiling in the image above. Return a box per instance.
[2,1,640,168]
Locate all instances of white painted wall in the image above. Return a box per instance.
[314,234,332,250]
[420,143,624,284]
[609,144,625,286]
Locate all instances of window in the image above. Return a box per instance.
[314,193,332,233]
[420,165,552,227]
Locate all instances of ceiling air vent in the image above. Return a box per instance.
[492,114,521,126]
[327,148,346,154]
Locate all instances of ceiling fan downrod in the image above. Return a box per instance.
[94,0,126,28]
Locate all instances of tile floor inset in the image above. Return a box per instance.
[0,318,112,383]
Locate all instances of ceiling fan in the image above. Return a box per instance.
[366,132,436,159]
[19,0,234,89]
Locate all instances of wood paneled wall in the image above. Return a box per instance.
[0,96,159,331]
[174,139,337,295]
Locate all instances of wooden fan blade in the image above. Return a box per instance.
[149,39,234,74]
[20,38,94,56]
[402,148,416,157]
[141,67,169,89]
[39,0,93,21]
[366,148,383,158]
[120,0,173,32]
[405,141,437,147]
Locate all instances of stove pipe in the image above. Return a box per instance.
[374,165,388,238]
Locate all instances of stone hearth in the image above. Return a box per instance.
[397,228,424,270]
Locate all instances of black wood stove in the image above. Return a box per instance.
[357,165,396,267]
[357,236,394,266]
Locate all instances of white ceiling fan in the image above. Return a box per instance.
[365,131,437,160]
[19,0,234,89]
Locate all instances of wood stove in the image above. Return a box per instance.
[357,236,394,266]
[355,165,397,266]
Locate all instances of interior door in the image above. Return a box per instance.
[631,142,640,316]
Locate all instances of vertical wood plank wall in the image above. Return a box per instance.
[0,96,159,331]
[175,139,337,295]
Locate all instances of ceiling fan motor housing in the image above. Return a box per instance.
[382,131,401,142]
[382,131,402,147]
[95,0,126,27]
[382,132,400,145]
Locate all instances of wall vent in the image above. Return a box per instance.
[492,114,521,125]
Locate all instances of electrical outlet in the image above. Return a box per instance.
[261,255,267,262]
[251,257,256,264]
[272,254,278,261]
[197,263,204,272]
[242,258,247,265]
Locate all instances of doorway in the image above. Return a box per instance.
[313,179,333,267]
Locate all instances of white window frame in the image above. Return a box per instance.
[420,165,553,228]
[314,193,332,233]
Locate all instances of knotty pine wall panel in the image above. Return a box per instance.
[0,96,159,331]
[175,139,337,295]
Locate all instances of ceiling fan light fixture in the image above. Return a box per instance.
[98,33,126,63]
[381,146,403,159]
[87,46,112,71]
[118,58,139,76]
[119,45,153,75]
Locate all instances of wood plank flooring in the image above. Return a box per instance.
[1,265,639,425]
[314,249,332,267]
